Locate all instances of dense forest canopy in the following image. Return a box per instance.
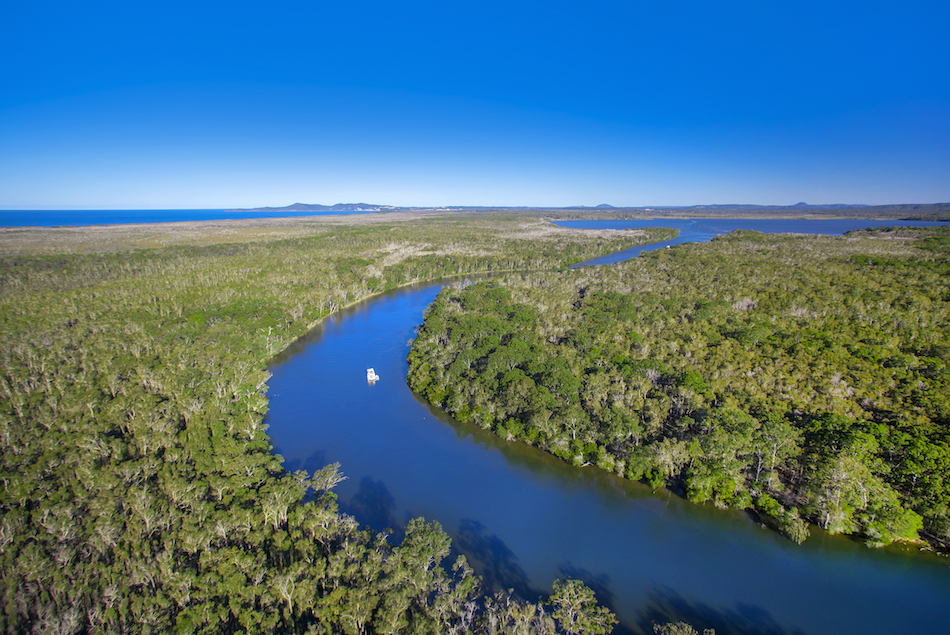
[0,214,666,634]
[408,227,950,548]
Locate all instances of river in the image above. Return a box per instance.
[264,219,950,635]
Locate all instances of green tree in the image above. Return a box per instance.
[653,621,715,635]
[548,578,617,635]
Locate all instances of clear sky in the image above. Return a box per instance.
[1,1,948,209]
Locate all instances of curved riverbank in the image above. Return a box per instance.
[408,228,950,551]
[0,213,658,633]
[266,278,950,635]
[266,220,950,634]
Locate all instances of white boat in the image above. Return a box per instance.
[366,368,379,382]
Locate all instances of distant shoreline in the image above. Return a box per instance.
[2,201,948,229]
[0,208,381,229]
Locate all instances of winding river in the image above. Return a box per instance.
[265,219,950,635]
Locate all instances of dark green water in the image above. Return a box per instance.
[265,222,950,635]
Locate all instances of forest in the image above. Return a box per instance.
[408,226,950,548]
[0,213,674,634]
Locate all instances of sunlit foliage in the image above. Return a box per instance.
[0,214,640,633]
[409,227,950,548]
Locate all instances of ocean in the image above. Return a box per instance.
[0,209,376,228]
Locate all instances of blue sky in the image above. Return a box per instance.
[1,1,947,209]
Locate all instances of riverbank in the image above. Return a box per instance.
[267,245,950,635]
[408,226,950,552]
[0,212,653,633]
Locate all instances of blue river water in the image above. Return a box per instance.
[0,209,376,227]
[265,219,950,635]
[556,218,950,266]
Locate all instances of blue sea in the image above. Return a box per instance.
[0,209,377,228]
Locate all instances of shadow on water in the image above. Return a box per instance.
[556,562,616,608]
[554,563,638,635]
[410,386,663,505]
[279,447,329,475]
[454,518,541,601]
[635,587,807,635]
[339,476,405,538]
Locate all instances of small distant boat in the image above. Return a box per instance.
[367,368,380,382]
